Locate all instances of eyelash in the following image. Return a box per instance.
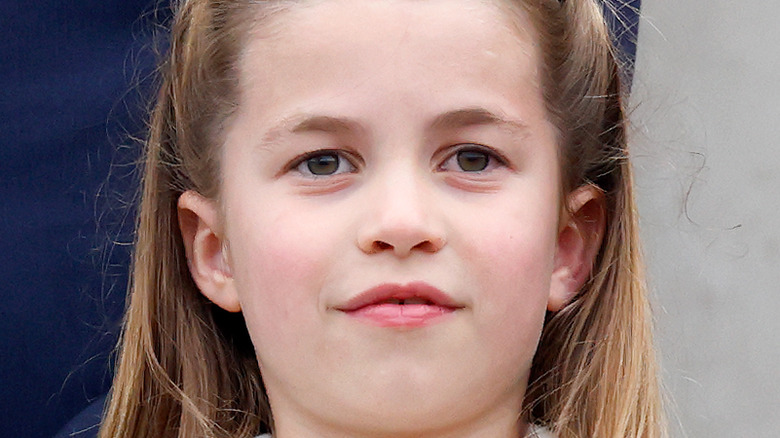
[288,144,507,177]
[439,143,508,173]
[290,149,359,177]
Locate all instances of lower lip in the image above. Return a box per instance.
[344,303,456,328]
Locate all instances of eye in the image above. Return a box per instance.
[440,144,505,173]
[456,150,489,172]
[292,150,357,176]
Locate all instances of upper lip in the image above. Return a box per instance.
[336,281,462,312]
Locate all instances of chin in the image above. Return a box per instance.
[298,368,525,438]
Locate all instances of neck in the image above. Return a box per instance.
[270,397,529,438]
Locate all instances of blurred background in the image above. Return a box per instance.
[631,1,780,436]
[1,1,155,436]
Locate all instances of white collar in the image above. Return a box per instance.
[255,424,555,438]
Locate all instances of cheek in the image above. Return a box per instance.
[475,232,554,317]
[457,199,559,350]
[461,193,558,289]
[224,204,337,344]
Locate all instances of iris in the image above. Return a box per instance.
[306,154,340,175]
[457,150,489,172]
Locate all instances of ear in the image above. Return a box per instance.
[548,185,606,312]
[178,190,241,312]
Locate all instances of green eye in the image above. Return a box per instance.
[456,150,490,172]
[306,154,340,175]
[294,150,356,177]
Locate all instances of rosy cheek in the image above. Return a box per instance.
[227,209,329,312]
[229,228,318,355]
[460,207,555,319]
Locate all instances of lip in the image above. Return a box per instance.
[336,281,462,328]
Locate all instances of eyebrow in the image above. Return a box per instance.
[261,107,529,146]
[430,107,530,136]
[262,114,363,146]
[290,115,362,134]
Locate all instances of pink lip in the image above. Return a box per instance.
[336,282,462,328]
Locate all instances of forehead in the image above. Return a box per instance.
[249,0,532,41]
[239,0,540,83]
[231,0,546,134]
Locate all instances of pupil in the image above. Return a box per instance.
[307,154,339,175]
[457,150,489,172]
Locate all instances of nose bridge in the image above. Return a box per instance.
[357,158,445,256]
[380,161,428,219]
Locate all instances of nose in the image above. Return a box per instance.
[356,170,446,257]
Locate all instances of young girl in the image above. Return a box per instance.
[101,0,665,437]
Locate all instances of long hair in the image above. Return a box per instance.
[100,1,273,436]
[100,1,665,437]
[522,1,666,437]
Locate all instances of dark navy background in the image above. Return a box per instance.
[1,1,158,436]
[0,1,639,437]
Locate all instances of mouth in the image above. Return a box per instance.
[336,282,462,328]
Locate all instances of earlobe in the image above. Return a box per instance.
[548,185,606,312]
[178,190,241,313]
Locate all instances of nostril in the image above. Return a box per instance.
[360,232,446,256]
[413,240,439,253]
[365,237,446,255]
[373,241,393,252]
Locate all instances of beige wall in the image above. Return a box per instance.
[631,1,780,436]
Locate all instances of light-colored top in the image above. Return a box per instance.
[528,424,556,438]
[256,424,555,438]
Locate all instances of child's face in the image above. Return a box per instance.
[186,0,587,435]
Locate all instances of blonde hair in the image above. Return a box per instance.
[100,1,665,437]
